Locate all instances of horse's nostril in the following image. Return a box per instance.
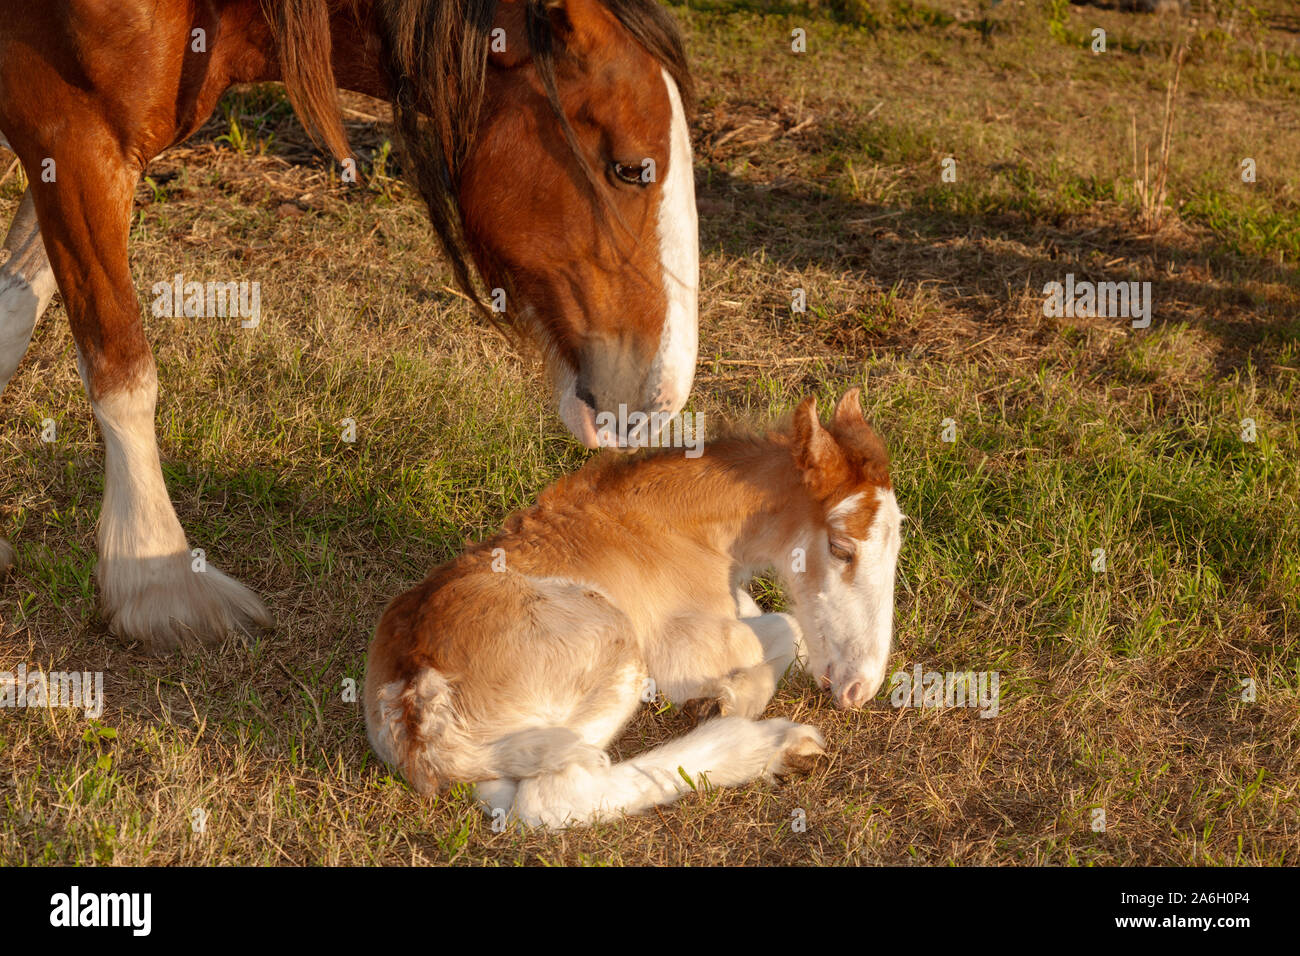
[841,680,866,708]
[575,384,597,410]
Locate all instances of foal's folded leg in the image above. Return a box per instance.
[653,613,803,722]
[734,584,762,618]
[476,727,613,820]
[650,614,762,707]
[710,612,803,718]
[475,778,519,818]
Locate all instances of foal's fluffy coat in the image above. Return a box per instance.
[365,390,901,827]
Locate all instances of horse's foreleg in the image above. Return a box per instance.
[0,188,55,391]
[29,139,271,651]
[0,187,57,575]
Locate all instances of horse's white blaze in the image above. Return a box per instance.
[798,487,902,707]
[553,70,696,449]
[647,67,698,419]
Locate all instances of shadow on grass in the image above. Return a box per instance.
[694,164,1299,378]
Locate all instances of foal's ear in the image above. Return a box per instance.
[833,387,865,430]
[792,396,845,479]
[830,386,890,472]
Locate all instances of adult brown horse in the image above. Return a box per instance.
[0,0,699,651]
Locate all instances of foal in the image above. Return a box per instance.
[365,389,902,827]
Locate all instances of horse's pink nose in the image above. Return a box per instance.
[836,680,870,709]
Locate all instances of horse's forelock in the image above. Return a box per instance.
[376,0,692,320]
[601,0,694,114]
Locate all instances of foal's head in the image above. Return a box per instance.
[788,389,902,710]
[384,0,697,448]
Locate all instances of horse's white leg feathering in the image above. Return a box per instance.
[89,366,271,650]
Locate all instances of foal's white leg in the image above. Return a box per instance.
[747,612,802,674]
[715,613,803,718]
[0,188,57,574]
[475,651,644,819]
[90,366,272,650]
[650,614,765,705]
[511,716,825,828]
[734,584,762,618]
[655,613,803,720]
[476,778,519,819]
[735,584,808,666]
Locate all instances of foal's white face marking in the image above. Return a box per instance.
[798,486,903,709]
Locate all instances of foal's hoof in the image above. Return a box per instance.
[100,554,273,653]
[0,538,13,575]
[680,696,724,728]
[770,722,826,778]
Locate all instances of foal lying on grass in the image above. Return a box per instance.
[365,389,902,828]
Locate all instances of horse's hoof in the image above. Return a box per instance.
[99,553,273,653]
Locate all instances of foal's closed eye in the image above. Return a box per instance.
[829,539,855,563]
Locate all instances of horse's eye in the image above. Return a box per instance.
[829,540,855,563]
[612,161,646,186]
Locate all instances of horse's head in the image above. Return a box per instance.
[385,0,697,448]
[787,389,902,710]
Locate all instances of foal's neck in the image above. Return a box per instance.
[641,435,815,569]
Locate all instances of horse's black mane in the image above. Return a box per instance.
[375,0,693,315]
